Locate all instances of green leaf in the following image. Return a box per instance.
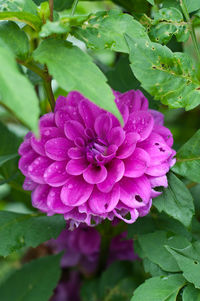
[33,0,74,11]
[154,172,194,227]
[75,10,148,53]
[0,211,65,256]
[126,35,200,110]
[0,21,29,59]
[33,38,122,123]
[39,20,70,37]
[143,7,189,44]
[185,0,200,13]
[0,45,40,133]
[146,0,154,5]
[183,284,200,301]
[143,258,168,277]
[172,130,200,182]
[137,231,190,272]
[0,11,42,31]
[0,254,61,301]
[81,279,99,301]
[131,274,186,301]
[0,0,37,14]
[0,154,18,168]
[166,245,200,288]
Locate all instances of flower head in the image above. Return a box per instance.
[18,90,175,228]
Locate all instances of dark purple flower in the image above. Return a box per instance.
[18,90,175,228]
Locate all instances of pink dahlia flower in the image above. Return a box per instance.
[18,90,175,228]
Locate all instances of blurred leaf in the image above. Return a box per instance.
[33,38,123,123]
[33,0,74,11]
[39,20,70,37]
[0,0,37,15]
[75,10,148,53]
[0,21,29,60]
[172,130,200,183]
[147,0,154,4]
[183,284,200,301]
[154,173,194,227]
[0,211,65,256]
[143,258,168,277]
[185,0,200,13]
[0,154,18,168]
[126,35,200,110]
[131,274,186,301]
[0,45,40,133]
[0,11,42,31]
[141,8,189,44]
[81,279,99,301]
[166,245,200,288]
[137,231,190,272]
[0,254,62,301]
[106,56,140,93]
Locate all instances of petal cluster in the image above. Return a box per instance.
[18,90,175,228]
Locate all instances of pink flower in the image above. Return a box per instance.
[18,90,175,228]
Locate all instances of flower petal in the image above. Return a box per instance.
[116,132,139,159]
[89,185,120,214]
[28,156,52,184]
[94,113,112,140]
[79,99,102,128]
[66,158,89,175]
[145,162,170,176]
[83,164,107,184]
[97,159,125,193]
[68,147,85,159]
[55,109,70,128]
[47,187,72,213]
[64,120,85,141]
[23,177,37,191]
[124,148,150,178]
[125,111,154,141]
[39,113,55,128]
[18,150,38,177]
[44,161,69,187]
[32,184,50,212]
[61,176,93,206]
[45,137,72,161]
[107,127,125,147]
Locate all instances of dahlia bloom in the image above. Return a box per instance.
[18,90,175,228]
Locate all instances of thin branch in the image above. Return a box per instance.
[49,0,54,21]
[17,60,46,80]
[43,68,55,111]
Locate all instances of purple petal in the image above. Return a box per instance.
[78,227,101,255]
[107,127,125,147]
[45,137,72,161]
[117,90,148,114]
[44,161,69,187]
[79,99,102,128]
[32,184,50,212]
[68,147,84,159]
[55,109,70,129]
[89,185,120,214]
[139,132,172,165]
[23,177,37,191]
[31,127,64,156]
[119,176,151,208]
[125,111,154,141]
[64,120,85,141]
[67,91,85,106]
[39,113,55,128]
[153,125,173,147]
[55,96,67,111]
[124,148,150,178]
[83,164,107,184]
[94,113,112,140]
[28,156,52,184]
[66,158,89,175]
[97,159,125,193]
[18,150,38,176]
[149,175,168,188]
[145,162,170,176]
[61,176,93,206]
[150,110,164,125]
[47,187,72,213]
[18,138,32,156]
[116,132,139,159]
[113,208,139,224]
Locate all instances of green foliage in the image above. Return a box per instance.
[0,45,39,133]
[0,211,65,256]
[126,35,200,111]
[154,172,194,227]
[0,0,37,14]
[0,21,29,60]
[131,274,186,301]
[33,38,122,123]
[141,7,189,44]
[172,130,200,183]
[185,0,200,13]
[0,254,62,301]
[75,10,148,53]
[183,284,200,301]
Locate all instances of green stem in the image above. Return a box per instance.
[17,60,46,80]
[180,0,200,65]
[43,75,55,111]
[71,0,79,16]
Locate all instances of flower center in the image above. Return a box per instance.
[86,139,107,163]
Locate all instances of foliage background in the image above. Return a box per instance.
[1,0,200,300]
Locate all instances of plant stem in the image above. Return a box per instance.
[71,0,79,16]
[43,71,55,111]
[17,60,46,80]
[180,0,200,64]
[49,0,54,21]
